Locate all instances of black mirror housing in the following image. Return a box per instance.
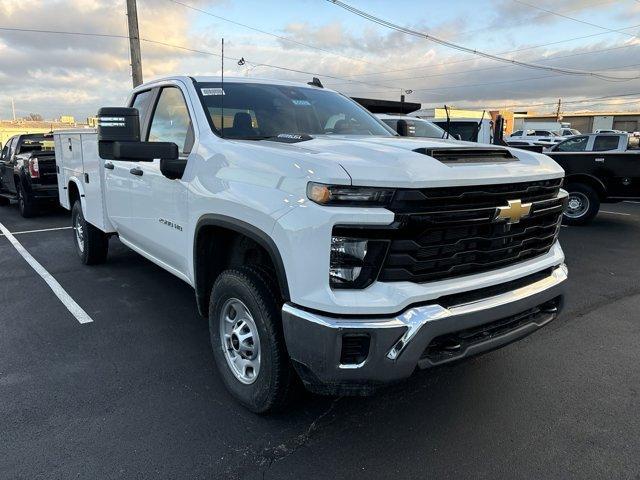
[112,141,179,162]
[98,107,141,160]
[396,119,409,137]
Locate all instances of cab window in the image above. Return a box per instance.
[593,135,620,152]
[555,136,588,152]
[148,87,194,155]
[130,89,153,136]
[511,130,523,136]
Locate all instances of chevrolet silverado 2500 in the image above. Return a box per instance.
[54,76,568,412]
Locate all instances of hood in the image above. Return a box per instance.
[240,135,565,188]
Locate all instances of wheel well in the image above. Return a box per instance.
[194,225,289,316]
[564,174,606,200]
[68,181,80,207]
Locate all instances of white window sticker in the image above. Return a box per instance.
[201,88,225,96]
[292,99,311,106]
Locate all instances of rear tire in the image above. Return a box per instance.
[209,266,296,413]
[563,183,600,226]
[72,200,109,265]
[16,182,37,218]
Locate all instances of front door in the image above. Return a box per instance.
[103,89,155,237]
[128,85,194,276]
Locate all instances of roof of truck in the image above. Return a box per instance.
[140,75,332,90]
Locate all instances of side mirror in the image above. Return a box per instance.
[97,107,179,162]
[396,119,409,136]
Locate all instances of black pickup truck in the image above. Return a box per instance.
[0,134,58,217]
[547,133,640,225]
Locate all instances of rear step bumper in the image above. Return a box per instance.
[282,264,567,395]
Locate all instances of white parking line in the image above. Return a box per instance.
[624,201,640,204]
[0,221,93,324]
[0,226,72,237]
[601,210,632,216]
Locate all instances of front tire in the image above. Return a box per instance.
[209,266,295,413]
[72,201,109,265]
[16,182,36,218]
[563,183,600,226]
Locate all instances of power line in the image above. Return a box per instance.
[165,0,383,67]
[328,42,640,86]
[327,0,640,82]
[512,0,637,37]
[330,61,640,97]
[344,25,640,79]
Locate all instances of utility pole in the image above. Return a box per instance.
[555,98,562,122]
[126,0,143,87]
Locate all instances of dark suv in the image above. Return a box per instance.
[0,133,58,217]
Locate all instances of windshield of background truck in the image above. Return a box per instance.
[196,82,393,139]
[381,118,445,138]
[433,121,480,142]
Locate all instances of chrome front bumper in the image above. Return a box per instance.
[282,265,567,395]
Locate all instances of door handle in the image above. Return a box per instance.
[595,158,605,163]
[104,162,114,170]
[129,167,143,176]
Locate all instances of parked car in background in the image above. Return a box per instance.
[547,133,640,225]
[0,133,58,217]
[507,129,565,145]
[559,128,581,136]
[375,114,449,138]
[550,133,637,153]
[594,129,623,134]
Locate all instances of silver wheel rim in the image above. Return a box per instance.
[565,192,590,219]
[219,298,261,384]
[74,213,85,253]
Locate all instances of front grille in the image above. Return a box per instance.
[334,179,565,285]
[379,179,565,283]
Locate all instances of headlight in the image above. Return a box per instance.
[330,236,389,289]
[307,182,395,206]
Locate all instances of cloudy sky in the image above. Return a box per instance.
[1,0,639,120]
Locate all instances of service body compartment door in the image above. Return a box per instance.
[80,134,116,233]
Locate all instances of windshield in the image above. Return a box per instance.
[196,82,394,139]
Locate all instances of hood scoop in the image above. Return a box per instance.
[413,147,518,164]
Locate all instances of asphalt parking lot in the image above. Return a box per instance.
[1,202,639,480]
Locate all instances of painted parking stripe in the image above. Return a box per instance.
[0,221,93,324]
[0,226,72,236]
[624,201,640,204]
[600,210,632,216]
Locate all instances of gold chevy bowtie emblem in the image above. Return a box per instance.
[496,199,532,224]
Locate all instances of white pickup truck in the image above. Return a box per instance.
[54,76,568,412]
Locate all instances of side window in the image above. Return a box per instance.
[130,90,153,136]
[381,119,398,131]
[593,135,620,152]
[0,140,10,160]
[556,136,588,152]
[148,87,194,155]
[512,130,522,136]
